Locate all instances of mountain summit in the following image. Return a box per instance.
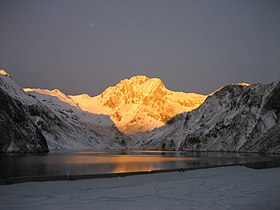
[70,75,207,134]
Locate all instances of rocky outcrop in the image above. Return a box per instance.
[0,84,48,153]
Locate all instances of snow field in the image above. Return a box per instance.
[0,166,279,210]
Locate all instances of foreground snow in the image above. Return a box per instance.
[0,166,279,210]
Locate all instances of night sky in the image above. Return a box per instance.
[1,0,280,96]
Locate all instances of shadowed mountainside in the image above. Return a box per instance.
[131,81,280,153]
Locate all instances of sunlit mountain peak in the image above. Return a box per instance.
[70,75,207,134]
[128,75,164,87]
[210,82,252,96]
[113,75,163,88]
[0,70,10,77]
[129,75,150,83]
[236,83,251,86]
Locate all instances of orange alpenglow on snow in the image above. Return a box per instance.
[69,75,207,134]
[0,70,10,76]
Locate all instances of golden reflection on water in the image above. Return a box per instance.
[60,155,197,164]
[76,151,107,155]
[43,154,199,173]
[125,150,179,153]
[47,154,197,165]
[112,164,160,173]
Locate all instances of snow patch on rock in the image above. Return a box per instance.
[0,70,10,76]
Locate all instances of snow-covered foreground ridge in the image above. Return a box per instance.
[0,69,280,153]
[1,166,280,210]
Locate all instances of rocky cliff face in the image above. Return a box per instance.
[135,81,280,153]
[70,75,206,134]
[0,71,48,152]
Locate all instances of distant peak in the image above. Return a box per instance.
[129,75,162,82]
[81,93,90,99]
[127,75,164,86]
[235,82,251,86]
[51,89,63,94]
[210,82,251,96]
[0,70,10,77]
[130,75,150,81]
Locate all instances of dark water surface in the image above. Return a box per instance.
[1,150,280,179]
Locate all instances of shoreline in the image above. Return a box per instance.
[2,159,280,185]
[1,165,280,210]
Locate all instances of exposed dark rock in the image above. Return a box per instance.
[0,88,48,153]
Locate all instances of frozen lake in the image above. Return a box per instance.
[0,150,279,181]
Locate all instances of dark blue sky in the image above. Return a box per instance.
[1,0,280,95]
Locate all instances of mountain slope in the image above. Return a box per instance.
[24,88,125,150]
[0,70,125,152]
[135,81,280,153]
[0,70,48,152]
[70,75,206,134]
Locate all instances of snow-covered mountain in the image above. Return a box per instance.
[1,69,279,153]
[70,75,206,134]
[133,81,280,153]
[0,70,125,152]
